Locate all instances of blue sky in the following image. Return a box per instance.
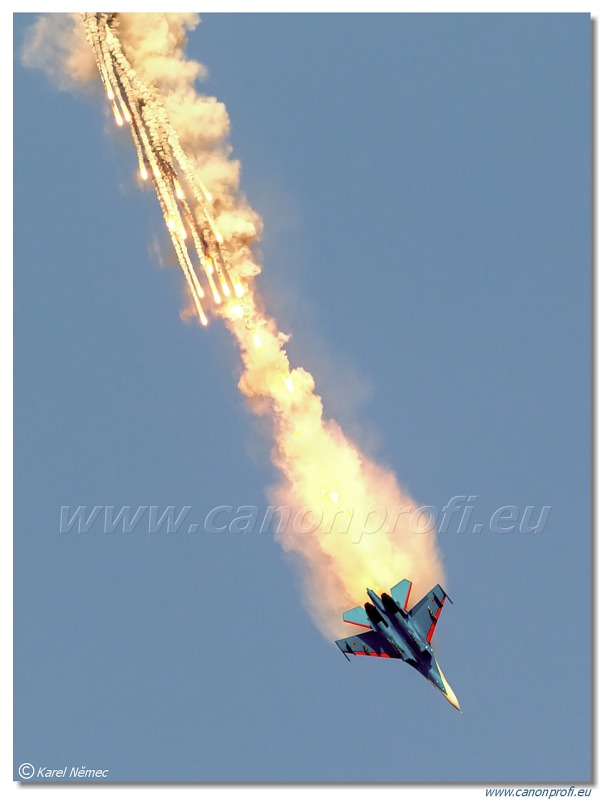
[14,13,590,782]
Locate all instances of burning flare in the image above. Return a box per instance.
[24,13,445,637]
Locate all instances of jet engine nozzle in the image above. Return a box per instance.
[364,602,388,627]
[381,592,401,615]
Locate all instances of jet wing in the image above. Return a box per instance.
[335,630,402,660]
[408,584,448,643]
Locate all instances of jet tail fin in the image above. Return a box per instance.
[390,579,412,611]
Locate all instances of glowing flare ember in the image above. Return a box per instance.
[112,107,123,126]
[229,304,244,319]
[282,376,295,394]
[253,332,262,348]
[194,302,208,326]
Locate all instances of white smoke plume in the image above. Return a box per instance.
[22,13,445,637]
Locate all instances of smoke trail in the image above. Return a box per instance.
[23,13,445,637]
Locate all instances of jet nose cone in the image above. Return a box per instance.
[442,686,462,712]
[433,659,462,712]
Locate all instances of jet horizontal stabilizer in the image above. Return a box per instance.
[342,605,371,629]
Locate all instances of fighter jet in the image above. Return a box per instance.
[335,579,461,711]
